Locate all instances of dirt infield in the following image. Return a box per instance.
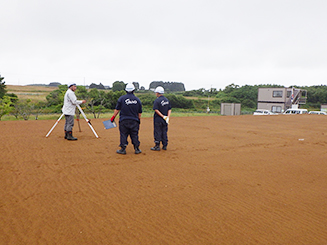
[1,115,327,244]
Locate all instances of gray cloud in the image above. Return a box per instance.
[1,0,326,90]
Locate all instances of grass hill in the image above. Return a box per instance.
[7,85,57,102]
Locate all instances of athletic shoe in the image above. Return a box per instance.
[134,147,142,154]
[151,145,160,151]
[116,148,126,154]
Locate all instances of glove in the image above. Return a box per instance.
[110,116,115,122]
[163,116,169,124]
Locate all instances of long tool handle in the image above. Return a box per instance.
[46,114,64,137]
[77,105,99,138]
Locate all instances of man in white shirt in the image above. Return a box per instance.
[62,83,86,140]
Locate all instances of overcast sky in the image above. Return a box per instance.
[1,0,326,90]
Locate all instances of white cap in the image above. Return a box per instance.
[68,83,76,88]
[125,83,135,92]
[155,86,164,94]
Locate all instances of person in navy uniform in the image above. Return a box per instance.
[110,83,142,154]
[151,86,171,151]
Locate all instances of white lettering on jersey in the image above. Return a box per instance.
[161,100,169,106]
[125,99,138,105]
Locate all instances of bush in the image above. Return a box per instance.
[137,94,157,108]
[165,94,195,109]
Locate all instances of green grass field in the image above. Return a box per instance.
[1,111,218,121]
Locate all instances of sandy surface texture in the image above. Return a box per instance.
[1,115,327,244]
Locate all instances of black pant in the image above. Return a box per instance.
[154,121,168,146]
[119,119,140,148]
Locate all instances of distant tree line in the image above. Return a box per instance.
[183,83,327,109]
[90,81,185,92]
[46,85,193,117]
[302,85,327,108]
[0,77,190,120]
[30,81,185,92]
[89,83,105,89]
[2,72,327,120]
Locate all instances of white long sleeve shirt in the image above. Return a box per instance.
[62,89,83,115]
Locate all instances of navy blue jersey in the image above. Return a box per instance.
[153,95,171,122]
[116,93,142,122]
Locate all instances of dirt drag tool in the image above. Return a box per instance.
[45,105,99,138]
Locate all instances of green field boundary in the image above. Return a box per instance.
[1,111,222,121]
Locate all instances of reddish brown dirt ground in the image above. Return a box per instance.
[1,115,327,244]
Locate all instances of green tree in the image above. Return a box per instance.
[46,85,67,106]
[89,83,105,89]
[303,85,327,107]
[12,99,33,120]
[137,93,157,109]
[223,83,239,94]
[6,93,19,104]
[86,88,107,118]
[230,85,257,107]
[183,88,206,97]
[45,85,88,113]
[0,75,7,98]
[112,81,125,92]
[0,95,13,120]
[32,101,47,120]
[133,82,139,90]
[216,84,259,109]
[165,94,195,109]
[104,90,126,109]
[149,81,185,92]
[75,86,88,100]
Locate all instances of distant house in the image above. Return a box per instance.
[257,87,307,113]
